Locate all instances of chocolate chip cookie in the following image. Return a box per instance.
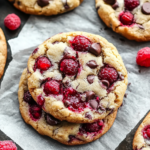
[0,28,7,79]
[27,31,128,123]
[18,68,117,145]
[133,112,150,150]
[96,0,150,42]
[9,0,83,16]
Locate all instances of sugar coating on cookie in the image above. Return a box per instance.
[27,31,128,123]
[9,0,83,16]
[133,112,150,150]
[96,0,150,41]
[0,28,7,79]
[18,68,117,145]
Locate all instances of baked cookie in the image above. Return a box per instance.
[18,68,117,145]
[27,31,128,123]
[0,28,7,79]
[9,0,83,16]
[133,112,150,150]
[96,0,150,42]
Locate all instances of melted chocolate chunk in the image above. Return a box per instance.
[87,75,95,84]
[112,2,119,9]
[88,43,101,56]
[86,91,95,101]
[101,80,110,88]
[86,60,98,69]
[37,0,50,7]
[89,100,98,109]
[104,0,116,5]
[45,113,61,126]
[85,112,92,119]
[142,2,150,14]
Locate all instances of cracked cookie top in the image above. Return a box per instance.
[27,31,127,123]
[133,112,150,150]
[0,28,7,79]
[18,68,117,145]
[9,0,83,16]
[96,0,150,42]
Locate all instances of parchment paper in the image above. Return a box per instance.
[1,0,150,149]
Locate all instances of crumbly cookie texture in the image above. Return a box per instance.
[133,112,150,150]
[9,0,83,16]
[96,0,150,42]
[0,28,7,79]
[18,68,117,145]
[27,31,128,123]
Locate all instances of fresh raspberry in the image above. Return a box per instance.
[136,47,150,67]
[142,125,150,139]
[29,104,42,120]
[35,57,51,71]
[125,0,140,11]
[120,11,134,25]
[98,66,118,84]
[23,91,34,104]
[60,59,78,76]
[70,35,91,52]
[147,128,150,138]
[0,141,17,150]
[37,95,45,107]
[4,14,21,30]
[44,80,60,95]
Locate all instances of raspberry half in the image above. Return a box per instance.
[98,66,118,84]
[136,47,150,67]
[0,141,17,150]
[70,35,91,52]
[4,14,21,30]
[119,11,134,25]
[125,0,140,11]
[60,59,78,76]
[143,125,150,139]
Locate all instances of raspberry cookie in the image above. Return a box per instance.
[9,0,83,16]
[96,0,150,42]
[18,68,117,145]
[0,28,7,79]
[27,31,128,123]
[133,112,150,150]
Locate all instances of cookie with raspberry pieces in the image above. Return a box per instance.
[8,0,83,16]
[96,0,150,41]
[18,68,117,145]
[27,31,128,123]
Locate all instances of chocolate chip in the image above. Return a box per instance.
[89,100,98,109]
[85,112,92,119]
[86,60,98,69]
[142,2,150,15]
[86,91,95,101]
[64,100,71,107]
[138,25,144,30]
[37,0,50,7]
[118,72,124,80]
[88,43,101,56]
[104,0,116,5]
[101,80,110,88]
[87,75,95,84]
[45,113,61,126]
[112,2,119,9]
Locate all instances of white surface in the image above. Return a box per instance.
[1,0,150,149]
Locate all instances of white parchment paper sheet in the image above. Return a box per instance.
[1,0,150,149]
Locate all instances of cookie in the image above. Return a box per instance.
[133,112,150,150]
[27,31,128,123]
[96,0,150,42]
[0,28,7,79]
[18,68,117,145]
[9,0,83,16]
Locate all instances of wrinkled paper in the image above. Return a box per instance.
[1,0,150,149]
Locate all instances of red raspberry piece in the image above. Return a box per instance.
[70,35,91,52]
[4,14,21,30]
[60,59,78,76]
[36,57,51,71]
[0,141,17,150]
[125,0,139,11]
[147,128,150,138]
[98,66,118,84]
[44,80,60,95]
[120,11,134,25]
[136,47,150,67]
